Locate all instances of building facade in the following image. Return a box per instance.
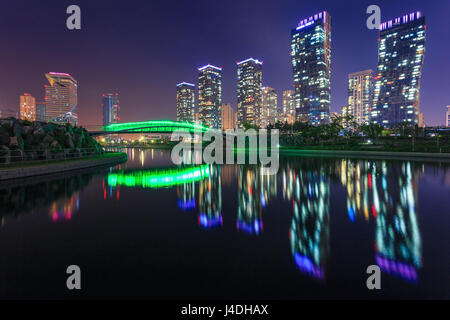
[102,93,120,127]
[282,90,295,117]
[198,65,222,129]
[176,82,195,123]
[19,93,36,121]
[237,58,263,128]
[221,103,237,131]
[372,12,426,127]
[291,11,331,125]
[35,102,46,122]
[418,113,425,128]
[346,70,373,127]
[261,87,278,128]
[44,72,78,125]
[446,106,450,127]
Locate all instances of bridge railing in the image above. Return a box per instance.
[0,148,104,167]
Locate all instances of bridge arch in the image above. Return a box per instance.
[90,120,210,136]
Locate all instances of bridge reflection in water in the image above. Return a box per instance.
[103,155,423,283]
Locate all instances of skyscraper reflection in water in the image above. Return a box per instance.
[373,162,422,282]
[237,166,264,235]
[198,165,222,228]
[338,159,422,282]
[339,160,372,222]
[49,193,80,222]
[283,163,330,280]
[177,181,196,211]
[104,154,424,283]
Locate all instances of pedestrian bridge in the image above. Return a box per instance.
[89,120,210,136]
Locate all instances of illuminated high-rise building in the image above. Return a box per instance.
[261,87,278,128]
[282,90,295,118]
[44,72,78,125]
[35,102,46,122]
[418,113,425,128]
[291,11,331,125]
[198,65,222,129]
[176,82,195,123]
[237,58,263,128]
[221,103,236,131]
[372,12,426,127]
[102,93,120,127]
[19,93,36,121]
[446,106,450,127]
[346,70,373,127]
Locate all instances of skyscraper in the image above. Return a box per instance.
[198,65,222,129]
[35,102,46,122]
[418,113,425,128]
[221,103,236,131]
[446,106,450,127]
[282,90,295,117]
[19,93,36,121]
[372,12,426,127]
[44,72,78,125]
[291,11,331,125]
[102,93,120,127]
[237,58,263,128]
[346,69,373,127]
[261,87,278,128]
[176,82,195,123]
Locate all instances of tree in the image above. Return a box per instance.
[359,123,383,140]
[392,121,414,137]
[241,121,259,131]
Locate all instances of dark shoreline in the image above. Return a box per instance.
[0,152,127,181]
[279,148,450,163]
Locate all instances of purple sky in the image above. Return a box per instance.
[0,0,449,126]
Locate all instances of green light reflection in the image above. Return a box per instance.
[107,165,210,189]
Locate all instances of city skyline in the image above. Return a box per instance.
[0,0,449,126]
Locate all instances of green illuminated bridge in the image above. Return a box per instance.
[89,120,210,136]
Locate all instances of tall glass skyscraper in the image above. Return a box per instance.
[291,11,331,125]
[102,93,120,127]
[345,69,373,127]
[44,72,78,125]
[198,65,222,129]
[371,12,426,127]
[237,58,263,128]
[176,82,195,123]
[282,90,295,116]
[261,86,278,128]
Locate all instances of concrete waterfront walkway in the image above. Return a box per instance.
[0,152,128,181]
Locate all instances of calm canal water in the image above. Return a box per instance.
[0,148,449,299]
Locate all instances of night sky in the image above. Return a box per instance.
[0,0,449,126]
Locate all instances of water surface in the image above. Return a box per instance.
[0,148,449,299]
